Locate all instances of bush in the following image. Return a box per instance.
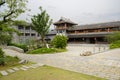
[27,48,67,54]
[110,40,120,49]
[0,34,12,45]
[106,32,120,43]
[0,48,5,66]
[4,56,19,66]
[51,35,68,49]
[8,43,28,52]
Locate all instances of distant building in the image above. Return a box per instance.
[53,17,120,44]
[12,17,120,44]
[12,24,38,44]
[12,24,56,44]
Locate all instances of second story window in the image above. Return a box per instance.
[18,25,24,30]
[25,33,30,36]
[25,26,30,30]
[31,33,36,36]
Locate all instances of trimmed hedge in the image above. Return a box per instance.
[8,43,28,52]
[110,40,120,49]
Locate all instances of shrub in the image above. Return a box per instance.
[110,40,120,49]
[0,34,12,45]
[51,35,68,49]
[106,32,120,43]
[4,56,19,66]
[8,43,28,52]
[0,48,5,66]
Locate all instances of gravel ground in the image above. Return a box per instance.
[3,45,120,80]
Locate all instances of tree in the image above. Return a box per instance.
[51,35,68,49]
[31,7,52,47]
[0,0,28,46]
[0,0,28,23]
[106,32,120,43]
[105,32,120,49]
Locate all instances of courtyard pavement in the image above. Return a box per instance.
[3,44,120,80]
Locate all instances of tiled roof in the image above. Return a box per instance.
[68,21,120,30]
[53,17,77,25]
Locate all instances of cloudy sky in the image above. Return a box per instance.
[18,0,120,26]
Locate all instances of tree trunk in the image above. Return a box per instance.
[41,36,46,48]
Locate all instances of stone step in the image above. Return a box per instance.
[12,67,19,71]
[20,67,27,71]
[0,71,8,76]
[22,65,30,69]
[7,69,15,73]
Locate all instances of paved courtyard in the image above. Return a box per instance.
[3,44,120,80]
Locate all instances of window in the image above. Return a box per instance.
[25,26,30,30]
[25,33,30,36]
[31,33,36,36]
[21,33,24,36]
[18,25,24,30]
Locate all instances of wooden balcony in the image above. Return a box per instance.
[56,27,67,30]
[67,29,118,34]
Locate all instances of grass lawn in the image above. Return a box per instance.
[0,65,106,80]
[27,48,67,54]
[0,56,33,70]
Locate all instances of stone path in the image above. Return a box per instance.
[0,64,44,76]
[3,45,120,80]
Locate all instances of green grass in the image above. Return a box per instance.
[0,56,33,70]
[27,48,67,54]
[0,65,106,80]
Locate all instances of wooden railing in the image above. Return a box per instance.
[67,30,117,34]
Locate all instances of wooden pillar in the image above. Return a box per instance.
[65,23,67,29]
[94,37,97,44]
[75,31,77,34]
[107,28,110,32]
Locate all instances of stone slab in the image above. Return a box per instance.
[12,67,19,71]
[22,65,30,69]
[20,67,27,71]
[7,69,15,73]
[30,66,38,68]
[0,71,8,76]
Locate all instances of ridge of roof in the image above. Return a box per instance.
[53,17,77,25]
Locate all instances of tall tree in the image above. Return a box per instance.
[0,0,28,45]
[0,0,28,23]
[31,7,52,47]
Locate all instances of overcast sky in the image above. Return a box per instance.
[18,0,120,26]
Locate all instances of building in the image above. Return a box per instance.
[12,17,120,44]
[12,23,56,44]
[54,17,120,44]
[12,24,38,44]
